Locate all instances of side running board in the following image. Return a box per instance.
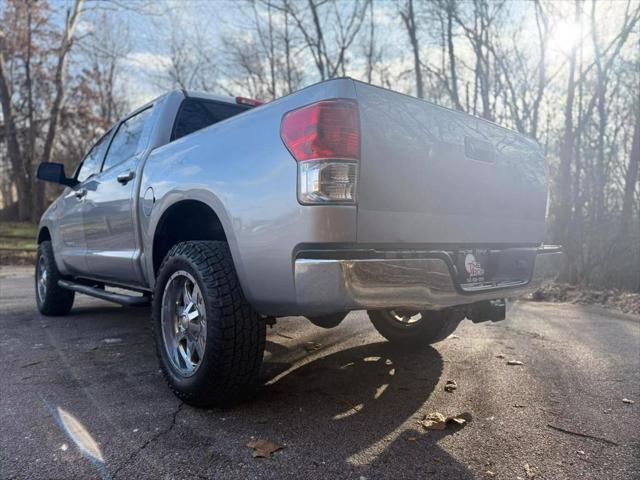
[57,280,150,307]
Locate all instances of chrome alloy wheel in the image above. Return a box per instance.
[37,256,48,304]
[388,310,422,326]
[161,271,207,377]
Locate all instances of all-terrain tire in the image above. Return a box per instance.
[152,241,266,407]
[367,309,461,348]
[35,241,75,316]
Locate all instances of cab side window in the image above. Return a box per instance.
[76,131,113,183]
[102,107,152,172]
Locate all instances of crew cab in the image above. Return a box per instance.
[35,78,561,406]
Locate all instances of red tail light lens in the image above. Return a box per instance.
[281,99,360,161]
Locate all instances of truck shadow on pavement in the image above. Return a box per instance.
[13,299,474,479]
[246,340,474,478]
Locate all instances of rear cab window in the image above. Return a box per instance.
[171,98,250,142]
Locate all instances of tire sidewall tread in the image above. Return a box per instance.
[152,240,265,407]
[35,241,75,316]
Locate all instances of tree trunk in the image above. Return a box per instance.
[25,1,41,223]
[365,0,375,84]
[0,49,31,221]
[531,0,548,139]
[308,0,326,81]
[445,1,461,110]
[401,0,423,99]
[553,1,580,250]
[618,121,639,243]
[284,9,293,93]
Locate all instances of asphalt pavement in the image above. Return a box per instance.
[1,265,638,480]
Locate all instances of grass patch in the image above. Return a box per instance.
[0,222,38,251]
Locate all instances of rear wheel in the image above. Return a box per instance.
[152,240,266,407]
[367,309,461,347]
[35,241,75,316]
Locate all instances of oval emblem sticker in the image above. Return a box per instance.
[464,253,485,281]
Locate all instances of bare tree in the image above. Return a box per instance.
[79,11,131,125]
[278,0,369,82]
[552,0,581,255]
[0,46,26,219]
[618,122,639,247]
[219,0,303,100]
[398,0,423,98]
[363,0,375,84]
[0,0,80,221]
[0,0,127,221]
[39,0,85,166]
[452,0,506,121]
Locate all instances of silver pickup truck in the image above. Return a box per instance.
[35,78,560,406]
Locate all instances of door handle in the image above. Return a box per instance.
[117,170,135,184]
[74,188,87,199]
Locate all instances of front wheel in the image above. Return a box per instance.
[367,309,461,347]
[35,241,75,316]
[152,241,266,407]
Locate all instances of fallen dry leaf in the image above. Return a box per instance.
[524,463,536,478]
[420,412,466,430]
[622,398,634,404]
[485,471,496,477]
[507,360,524,366]
[246,439,283,458]
[444,380,458,392]
[421,412,448,430]
[577,450,585,456]
[303,341,322,352]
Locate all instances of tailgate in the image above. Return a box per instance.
[354,82,547,245]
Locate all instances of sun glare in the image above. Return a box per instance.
[549,19,585,54]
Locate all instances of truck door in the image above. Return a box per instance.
[57,131,113,275]
[82,107,153,284]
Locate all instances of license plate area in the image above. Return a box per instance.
[454,248,536,290]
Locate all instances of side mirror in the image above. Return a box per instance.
[36,162,77,187]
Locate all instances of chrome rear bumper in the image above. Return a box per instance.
[294,246,562,315]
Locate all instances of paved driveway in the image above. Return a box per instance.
[1,266,638,479]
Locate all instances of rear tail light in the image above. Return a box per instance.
[281,99,360,204]
[298,161,357,203]
[281,99,359,161]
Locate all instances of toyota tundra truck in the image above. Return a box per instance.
[35,78,561,406]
